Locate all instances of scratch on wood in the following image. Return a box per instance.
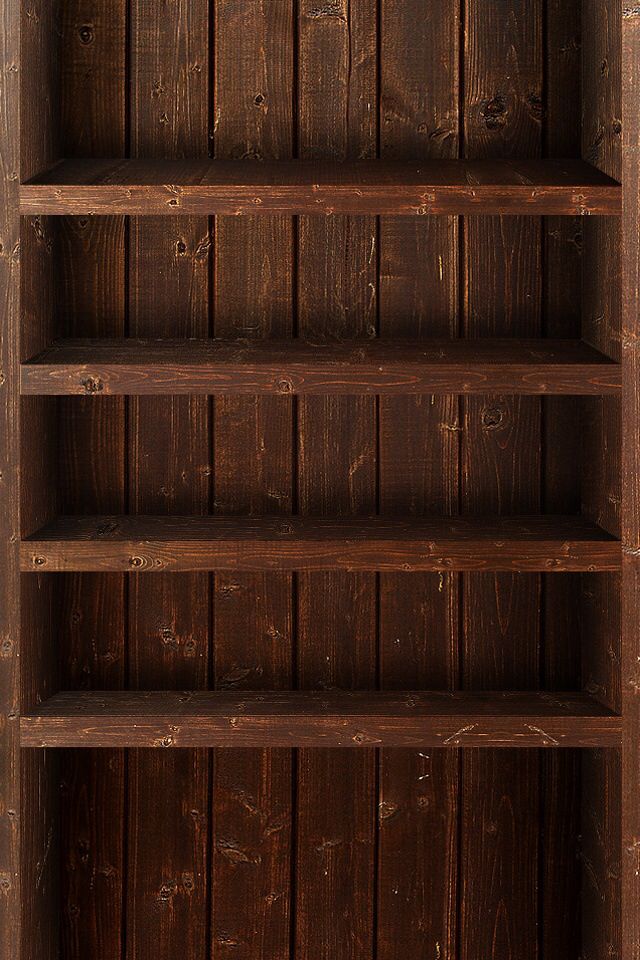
[443,723,477,745]
[35,827,53,890]
[525,724,560,745]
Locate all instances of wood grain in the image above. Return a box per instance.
[19,2,66,958]
[0,1,22,956]
[20,337,622,396]
[54,8,128,954]
[621,6,640,960]
[461,3,544,958]
[9,5,634,960]
[212,2,294,956]
[57,215,127,960]
[19,233,62,960]
[541,3,584,954]
[127,4,211,960]
[21,515,621,573]
[296,5,378,957]
[20,691,621,750]
[20,158,621,216]
[20,0,58,183]
[377,3,460,957]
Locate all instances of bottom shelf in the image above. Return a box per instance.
[20,690,621,747]
[21,744,620,960]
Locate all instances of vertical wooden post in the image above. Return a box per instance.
[0,0,20,955]
[621,7,640,959]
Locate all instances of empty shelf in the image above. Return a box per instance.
[20,338,622,396]
[20,515,621,573]
[20,159,621,216]
[20,691,621,749]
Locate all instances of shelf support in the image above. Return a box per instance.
[621,6,640,959]
[0,0,20,956]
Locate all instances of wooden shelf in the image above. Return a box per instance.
[20,515,621,573]
[20,158,621,216]
[20,338,621,396]
[19,690,621,749]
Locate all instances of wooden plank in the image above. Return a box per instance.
[581,749,622,960]
[13,2,63,958]
[460,748,539,958]
[541,3,584,955]
[212,2,294,956]
[60,0,126,157]
[54,6,128,953]
[621,7,640,960]
[461,3,544,958]
[295,4,377,958]
[18,234,62,960]
[19,158,622,216]
[20,515,621,574]
[20,338,622,396]
[377,2,460,958]
[0,0,22,952]
[127,4,210,960]
[20,0,59,182]
[57,217,127,960]
[581,6,624,960]
[20,691,622,750]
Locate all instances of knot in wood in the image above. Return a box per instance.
[81,376,104,394]
[78,23,94,44]
[481,405,505,429]
[481,95,507,130]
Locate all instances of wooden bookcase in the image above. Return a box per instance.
[1,2,638,958]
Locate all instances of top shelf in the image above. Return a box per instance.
[20,159,621,217]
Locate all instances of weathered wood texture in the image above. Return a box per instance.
[377,3,460,957]
[20,691,622,749]
[0,1,21,957]
[542,2,584,953]
[461,3,546,959]
[20,338,622,396]
[295,7,378,956]
[621,5,640,960]
[127,3,211,960]
[211,3,294,956]
[582,4,624,960]
[55,6,128,957]
[19,158,621,216]
[10,3,631,960]
[20,515,621,573]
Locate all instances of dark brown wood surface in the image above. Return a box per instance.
[211,3,294,956]
[55,5,129,956]
[19,158,621,216]
[20,337,622,396]
[8,4,633,960]
[621,6,640,960]
[0,0,20,956]
[377,3,460,956]
[20,514,621,573]
[20,691,621,749]
[582,5,624,960]
[541,2,584,953]
[126,3,211,959]
[460,3,545,958]
[295,7,378,954]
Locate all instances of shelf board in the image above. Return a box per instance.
[20,515,621,573]
[19,690,621,749]
[20,159,621,216]
[20,338,622,396]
